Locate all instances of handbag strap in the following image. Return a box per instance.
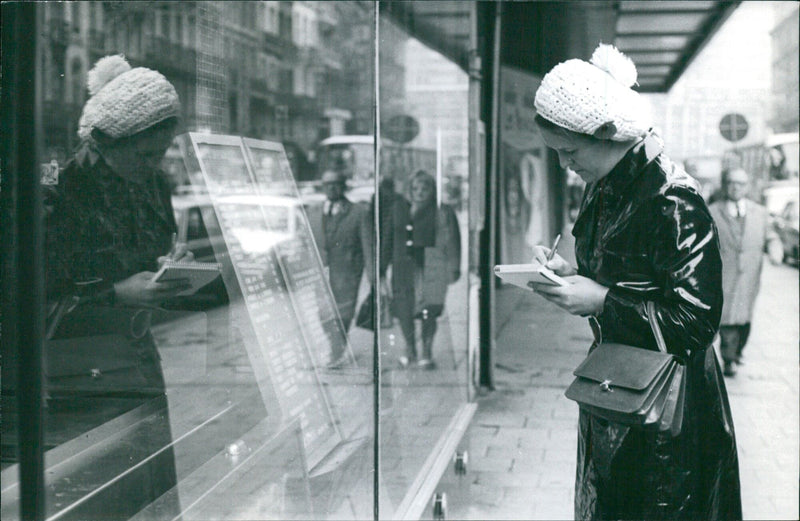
[646,301,668,354]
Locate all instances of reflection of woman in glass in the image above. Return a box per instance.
[504,168,531,236]
[503,159,533,264]
[44,56,188,517]
[389,171,461,369]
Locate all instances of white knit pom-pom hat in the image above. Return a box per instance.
[534,43,651,141]
[78,55,181,141]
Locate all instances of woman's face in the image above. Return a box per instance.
[411,178,434,205]
[539,127,618,184]
[97,121,176,182]
[131,129,174,170]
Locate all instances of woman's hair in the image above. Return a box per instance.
[410,170,436,201]
[534,113,589,142]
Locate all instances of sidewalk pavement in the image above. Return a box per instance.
[449,257,799,520]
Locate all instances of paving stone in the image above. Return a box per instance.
[453,262,797,520]
[769,495,800,518]
[470,456,514,473]
[486,444,540,460]
[476,413,528,428]
[538,469,575,489]
[531,496,573,520]
[542,448,577,464]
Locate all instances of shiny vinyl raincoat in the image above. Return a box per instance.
[572,133,742,520]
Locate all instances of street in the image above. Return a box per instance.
[724,259,799,519]
[450,258,799,520]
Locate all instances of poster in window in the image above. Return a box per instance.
[499,66,549,265]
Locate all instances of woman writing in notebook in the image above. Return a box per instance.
[527,45,741,520]
[46,55,193,307]
[44,55,191,518]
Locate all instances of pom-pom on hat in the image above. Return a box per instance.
[534,43,651,141]
[78,55,181,141]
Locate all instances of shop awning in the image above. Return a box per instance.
[381,1,741,93]
[614,1,740,92]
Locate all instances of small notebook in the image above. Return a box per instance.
[152,260,222,296]
[493,263,570,289]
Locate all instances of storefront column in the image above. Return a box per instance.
[1,3,46,520]
[478,1,501,389]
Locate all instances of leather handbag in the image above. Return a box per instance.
[45,301,161,397]
[565,301,686,436]
[355,286,393,331]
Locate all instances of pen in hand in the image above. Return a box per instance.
[159,233,181,266]
[546,233,562,264]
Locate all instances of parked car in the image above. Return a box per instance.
[768,199,800,266]
[762,179,799,216]
[170,190,309,306]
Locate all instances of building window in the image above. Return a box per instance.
[70,2,81,34]
[70,57,84,105]
[176,12,183,46]
[159,9,168,38]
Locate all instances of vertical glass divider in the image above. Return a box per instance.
[373,2,381,519]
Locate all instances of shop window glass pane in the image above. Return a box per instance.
[376,7,474,518]
[2,3,376,520]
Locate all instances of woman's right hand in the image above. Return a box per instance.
[531,245,576,277]
[113,271,191,307]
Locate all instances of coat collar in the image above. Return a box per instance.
[324,197,353,218]
[572,132,664,239]
[599,131,664,198]
[69,140,173,229]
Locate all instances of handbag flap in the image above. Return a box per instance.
[566,360,674,415]
[573,343,673,391]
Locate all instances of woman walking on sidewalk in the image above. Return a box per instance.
[389,170,461,369]
[529,44,742,520]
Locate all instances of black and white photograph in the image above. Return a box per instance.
[2,2,797,520]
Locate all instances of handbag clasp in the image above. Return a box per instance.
[599,379,613,392]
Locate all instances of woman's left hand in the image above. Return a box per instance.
[529,275,609,316]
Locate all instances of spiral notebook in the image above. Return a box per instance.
[493,263,569,289]
[152,260,222,296]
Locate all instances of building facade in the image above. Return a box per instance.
[39,1,374,166]
[770,3,799,133]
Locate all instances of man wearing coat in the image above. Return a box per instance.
[709,167,778,377]
[321,170,367,366]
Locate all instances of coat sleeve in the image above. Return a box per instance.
[442,205,461,283]
[598,187,723,356]
[44,171,117,306]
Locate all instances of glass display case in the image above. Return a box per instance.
[1,2,478,519]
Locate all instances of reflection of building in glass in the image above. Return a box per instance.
[404,39,468,177]
[378,17,409,123]
[378,22,466,209]
[644,2,773,162]
[39,1,374,164]
[770,3,799,133]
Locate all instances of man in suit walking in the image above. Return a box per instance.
[321,170,367,366]
[709,167,779,377]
